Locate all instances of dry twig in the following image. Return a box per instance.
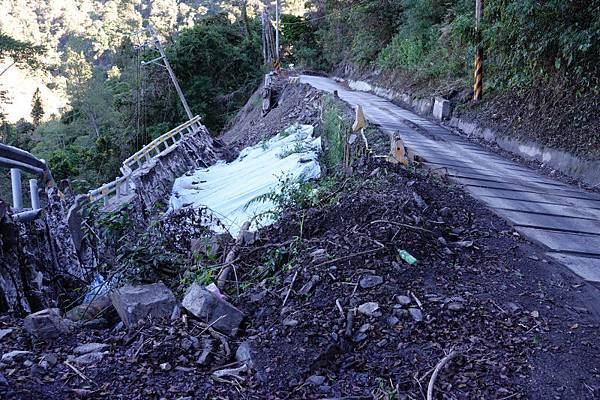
[427,350,459,400]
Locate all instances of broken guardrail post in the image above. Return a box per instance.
[29,179,40,210]
[10,168,23,210]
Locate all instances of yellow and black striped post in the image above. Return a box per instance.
[273,58,281,73]
[473,47,483,101]
[473,0,483,101]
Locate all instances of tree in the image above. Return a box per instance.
[31,88,44,126]
[0,32,44,77]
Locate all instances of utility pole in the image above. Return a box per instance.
[274,0,281,72]
[473,0,483,101]
[275,0,280,61]
[143,25,194,120]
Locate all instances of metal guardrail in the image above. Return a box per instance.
[0,143,53,222]
[88,116,203,206]
[121,115,202,175]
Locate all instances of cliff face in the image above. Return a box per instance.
[0,189,86,315]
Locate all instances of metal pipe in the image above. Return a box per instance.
[0,156,44,175]
[29,179,40,210]
[13,209,42,222]
[0,143,46,170]
[10,168,23,210]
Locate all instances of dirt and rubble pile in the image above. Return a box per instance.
[220,79,322,151]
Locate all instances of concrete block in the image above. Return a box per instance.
[109,282,177,328]
[182,283,244,336]
[414,98,434,115]
[433,97,451,120]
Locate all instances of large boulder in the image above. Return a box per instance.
[23,308,71,340]
[109,282,177,328]
[182,283,244,336]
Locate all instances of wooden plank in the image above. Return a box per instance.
[479,196,600,220]
[516,227,600,255]
[546,253,600,282]
[495,209,600,235]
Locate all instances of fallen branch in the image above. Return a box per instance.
[64,361,95,386]
[313,247,384,268]
[368,219,434,234]
[427,350,459,400]
[282,269,299,308]
[218,221,251,289]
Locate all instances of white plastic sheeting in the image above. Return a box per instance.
[169,124,321,236]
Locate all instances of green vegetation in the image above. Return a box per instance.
[30,88,44,127]
[321,96,350,170]
[285,0,599,93]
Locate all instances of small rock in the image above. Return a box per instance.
[359,275,384,289]
[249,290,267,303]
[352,332,368,342]
[196,338,215,366]
[310,249,327,264]
[73,343,109,355]
[386,316,399,327]
[0,372,9,387]
[0,328,14,341]
[73,352,105,365]
[1,350,32,363]
[531,310,540,318]
[181,338,193,351]
[23,360,33,367]
[319,384,332,393]
[357,302,381,317]
[159,362,172,371]
[396,295,411,306]
[235,341,254,369]
[376,339,388,347]
[178,355,189,364]
[306,375,326,385]
[282,317,298,327]
[447,302,464,312]
[455,240,473,248]
[507,302,522,313]
[30,364,45,377]
[409,308,423,322]
[439,207,451,217]
[298,275,320,295]
[42,353,58,366]
[112,321,124,332]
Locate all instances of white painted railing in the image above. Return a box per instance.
[88,116,203,206]
[121,115,203,175]
[0,143,53,221]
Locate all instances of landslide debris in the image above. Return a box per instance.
[1,78,598,400]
